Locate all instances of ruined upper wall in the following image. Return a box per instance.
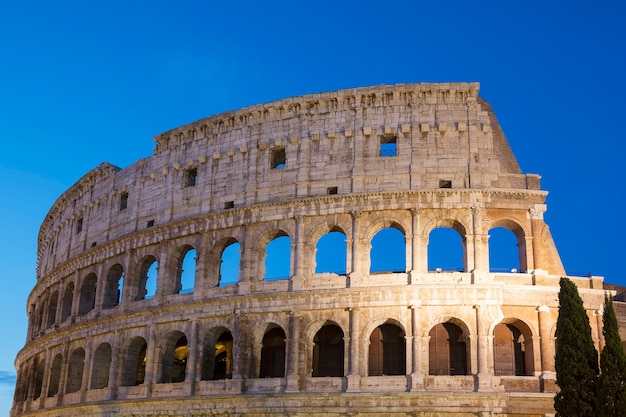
[37,83,540,278]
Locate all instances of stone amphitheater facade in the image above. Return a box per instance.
[12,82,626,417]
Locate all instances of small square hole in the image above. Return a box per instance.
[327,187,338,195]
[379,135,397,157]
[90,242,97,248]
[271,148,286,169]
[224,201,234,209]
[146,220,155,228]
[120,192,129,210]
[439,180,452,188]
[184,168,197,187]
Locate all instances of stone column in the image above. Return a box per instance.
[187,319,198,395]
[595,308,604,353]
[144,327,157,396]
[285,311,301,392]
[79,339,93,403]
[93,261,106,315]
[346,307,361,392]
[409,208,425,280]
[474,304,495,391]
[348,211,362,287]
[409,304,425,390]
[537,306,556,391]
[470,207,487,273]
[121,249,136,309]
[238,224,253,294]
[528,206,546,272]
[291,215,304,290]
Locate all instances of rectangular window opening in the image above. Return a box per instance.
[120,192,129,210]
[439,179,452,189]
[379,135,397,157]
[184,168,197,187]
[76,217,83,234]
[327,187,338,195]
[224,201,234,209]
[271,148,286,169]
[146,220,155,228]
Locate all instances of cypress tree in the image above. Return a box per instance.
[596,294,626,416]
[554,277,599,417]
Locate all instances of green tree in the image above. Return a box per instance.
[596,294,626,416]
[554,277,599,417]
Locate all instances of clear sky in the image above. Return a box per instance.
[1,0,625,413]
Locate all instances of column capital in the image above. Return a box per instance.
[536,305,550,313]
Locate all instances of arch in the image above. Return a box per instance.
[488,220,527,272]
[136,255,158,300]
[78,273,98,315]
[493,319,534,376]
[103,264,124,309]
[66,347,85,393]
[259,326,286,378]
[219,240,240,286]
[46,290,58,328]
[60,282,74,323]
[158,331,188,383]
[370,226,406,273]
[47,353,63,397]
[312,323,344,377]
[90,343,112,389]
[264,232,291,281]
[174,245,196,294]
[368,322,406,376]
[33,357,45,399]
[428,322,468,375]
[201,328,233,380]
[315,230,347,275]
[122,337,147,386]
[428,227,465,272]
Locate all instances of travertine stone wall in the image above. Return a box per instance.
[13,83,619,417]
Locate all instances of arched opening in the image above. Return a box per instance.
[78,273,97,315]
[312,324,344,377]
[264,234,291,281]
[219,241,240,286]
[66,348,85,393]
[489,226,522,273]
[201,329,233,380]
[370,227,406,273]
[368,323,406,376]
[176,247,196,294]
[428,322,468,375]
[90,343,112,389]
[123,337,147,386]
[428,227,464,272]
[60,282,74,323]
[259,327,286,378]
[137,256,158,300]
[103,264,124,309]
[315,230,347,274]
[46,291,58,328]
[33,358,45,399]
[159,332,188,383]
[493,322,532,376]
[47,353,62,397]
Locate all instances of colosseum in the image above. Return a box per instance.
[11,82,626,417]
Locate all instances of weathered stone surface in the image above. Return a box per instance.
[12,83,620,417]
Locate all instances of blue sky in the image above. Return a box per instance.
[1,0,625,413]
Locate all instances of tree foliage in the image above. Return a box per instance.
[596,294,626,417]
[554,277,599,417]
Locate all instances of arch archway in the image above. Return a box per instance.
[368,323,406,376]
[428,322,468,375]
[312,323,344,377]
[259,326,286,378]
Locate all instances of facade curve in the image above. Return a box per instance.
[12,83,623,417]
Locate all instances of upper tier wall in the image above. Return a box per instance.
[37,83,536,278]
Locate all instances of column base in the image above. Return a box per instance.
[284,375,300,393]
[409,373,425,391]
[345,374,361,392]
[475,373,503,392]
